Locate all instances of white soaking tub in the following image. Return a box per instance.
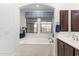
[19,33,54,56]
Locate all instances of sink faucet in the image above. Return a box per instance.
[72,33,75,40]
[72,33,78,41]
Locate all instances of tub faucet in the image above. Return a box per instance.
[48,37,52,40]
[48,37,54,43]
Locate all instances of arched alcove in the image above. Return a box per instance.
[19,4,55,56]
[20,4,54,37]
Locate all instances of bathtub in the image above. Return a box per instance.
[20,38,53,44]
[19,33,55,56]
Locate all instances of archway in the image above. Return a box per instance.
[19,3,55,56]
[20,4,54,35]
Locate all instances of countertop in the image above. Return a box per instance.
[57,32,79,50]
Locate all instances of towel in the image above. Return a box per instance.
[20,30,25,39]
[56,25,60,32]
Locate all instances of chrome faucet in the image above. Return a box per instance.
[48,37,54,43]
[72,33,78,41]
[72,33,75,40]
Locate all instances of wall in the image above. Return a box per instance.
[20,10,26,27]
[0,4,20,55]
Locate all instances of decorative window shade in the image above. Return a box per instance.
[25,11,53,18]
[26,18,52,23]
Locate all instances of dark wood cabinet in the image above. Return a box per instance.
[57,39,64,56]
[64,43,74,56]
[75,49,79,56]
[57,39,74,56]
[71,10,79,31]
[60,10,68,31]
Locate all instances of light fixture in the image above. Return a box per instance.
[36,4,40,7]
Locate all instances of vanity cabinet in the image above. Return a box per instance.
[75,49,79,56]
[57,39,74,56]
[57,39,64,56]
[64,43,74,56]
[60,10,68,31]
[71,10,79,31]
[57,39,79,56]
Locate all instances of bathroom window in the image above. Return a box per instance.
[27,22,38,33]
[26,18,38,33]
[26,18,52,33]
[40,22,52,33]
[34,22,38,33]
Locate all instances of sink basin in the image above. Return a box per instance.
[57,32,79,40]
[57,32,79,50]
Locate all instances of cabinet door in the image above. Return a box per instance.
[71,10,79,31]
[57,39,64,56]
[64,43,74,56]
[60,10,68,31]
[75,49,79,56]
